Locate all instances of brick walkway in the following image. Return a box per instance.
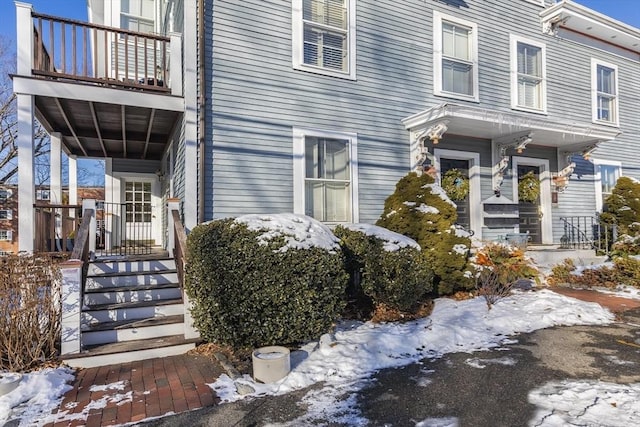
[45,354,224,427]
[551,287,640,313]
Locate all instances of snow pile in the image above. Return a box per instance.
[342,223,421,252]
[235,213,340,253]
[210,289,614,406]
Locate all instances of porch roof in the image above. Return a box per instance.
[13,76,183,161]
[402,103,621,153]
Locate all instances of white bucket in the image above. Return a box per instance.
[252,346,291,383]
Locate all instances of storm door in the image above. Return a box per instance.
[517,164,542,244]
[440,158,470,233]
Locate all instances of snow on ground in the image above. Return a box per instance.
[3,285,640,425]
[211,289,615,425]
[529,380,640,427]
[596,285,640,300]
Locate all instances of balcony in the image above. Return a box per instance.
[13,3,184,161]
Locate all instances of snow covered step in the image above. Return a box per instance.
[87,258,176,275]
[81,299,184,324]
[85,271,179,289]
[81,315,185,346]
[83,285,182,306]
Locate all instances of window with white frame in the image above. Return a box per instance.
[434,11,478,101]
[0,210,12,220]
[593,160,621,212]
[510,35,546,112]
[0,189,12,201]
[592,59,618,125]
[121,0,155,33]
[292,0,356,79]
[293,128,358,223]
[0,230,12,241]
[36,189,50,201]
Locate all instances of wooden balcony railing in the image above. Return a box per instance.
[34,204,82,254]
[31,11,172,93]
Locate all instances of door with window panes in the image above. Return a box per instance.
[124,180,153,246]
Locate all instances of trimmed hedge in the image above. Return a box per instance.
[376,172,474,295]
[600,177,640,236]
[185,215,348,349]
[335,224,433,314]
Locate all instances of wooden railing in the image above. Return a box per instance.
[70,208,95,262]
[171,209,188,287]
[34,204,82,253]
[31,12,171,92]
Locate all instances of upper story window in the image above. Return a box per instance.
[0,190,11,201]
[36,189,50,201]
[0,230,12,241]
[434,11,479,102]
[292,0,356,80]
[592,59,619,126]
[510,35,546,112]
[0,210,12,220]
[293,128,359,223]
[121,0,155,33]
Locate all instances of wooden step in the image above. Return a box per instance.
[82,299,184,324]
[87,258,176,275]
[81,315,186,346]
[82,314,184,332]
[83,286,182,306]
[63,335,200,368]
[85,271,179,289]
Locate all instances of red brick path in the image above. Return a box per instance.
[46,354,223,427]
[551,287,640,313]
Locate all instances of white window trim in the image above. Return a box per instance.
[591,58,619,127]
[293,127,359,223]
[510,34,547,114]
[292,0,357,80]
[433,149,482,238]
[511,156,553,244]
[433,11,479,102]
[0,210,12,220]
[0,230,12,241]
[0,189,13,200]
[592,159,621,212]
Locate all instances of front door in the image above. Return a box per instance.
[517,165,542,244]
[440,158,470,232]
[124,180,154,247]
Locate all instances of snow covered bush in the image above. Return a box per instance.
[376,172,473,295]
[335,224,433,316]
[610,234,640,256]
[548,258,618,288]
[600,177,640,236]
[0,254,62,372]
[185,214,348,349]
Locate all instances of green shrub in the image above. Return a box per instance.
[612,256,640,287]
[335,224,433,315]
[548,258,618,288]
[185,214,348,349]
[600,177,640,236]
[610,234,640,256]
[375,172,473,295]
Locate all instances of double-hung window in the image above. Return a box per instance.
[0,210,12,220]
[0,230,12,241]
[434,12,478,101]
[593,159,621,212]
[510,35,546,112]
[121,0,155,33]
[292,0,356,79]
[293,128,358,223]
[0,190,10,201]
[592,59,618,125]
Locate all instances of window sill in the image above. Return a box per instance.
[293,64,356,81]
[511,105,548,115]
[592,119,620,128]
[434,91,479,103]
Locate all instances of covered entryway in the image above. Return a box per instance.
[440,158,471,232]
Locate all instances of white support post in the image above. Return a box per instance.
[82,199,97,255]
[68,155,78,207]
[59,260,83,355]
[183,2,198,231]
[50,132,62,204]
[16,2,34,76]
[167,198,180,255]
[169,33,183,97]
[17,94,35,252]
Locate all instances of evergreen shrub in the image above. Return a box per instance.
[375,172,473,295]
[335,224,433,315]
[600,177,640,236]
[185,214,348,349]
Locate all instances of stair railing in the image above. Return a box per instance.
[560,216,616,254]
[171,209,188,288]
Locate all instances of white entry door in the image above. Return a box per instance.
[124,180,154,246]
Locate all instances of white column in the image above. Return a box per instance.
[50,132,62,204]
[60,260,83,355]
[16,2,33,76]
[17,94,35,252]
[68,155,78,206]
[183,1,198,231]
[169,33,183,97]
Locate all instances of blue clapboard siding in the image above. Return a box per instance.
[198,0,640,239]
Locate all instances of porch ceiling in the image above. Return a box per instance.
[13,76,183,161]
[402,103,621,152]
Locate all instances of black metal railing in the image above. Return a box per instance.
[98,201,155,256]
[560,216,617,254]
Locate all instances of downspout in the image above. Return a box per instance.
[198,0,206,223]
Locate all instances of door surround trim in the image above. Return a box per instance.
[511,156,552,244]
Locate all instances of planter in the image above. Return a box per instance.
[252,346,290,383]
[0,373,22,396]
